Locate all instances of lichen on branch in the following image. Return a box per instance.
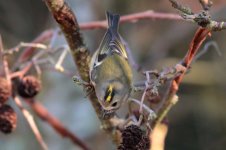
[169,0,226,31]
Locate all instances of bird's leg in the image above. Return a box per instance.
[72,75,89,86]
[132,85,145,92]
[72,75,94,96]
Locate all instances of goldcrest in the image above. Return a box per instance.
[89,12,133,112]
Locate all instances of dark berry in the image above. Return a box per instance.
[0,104,17,134]
[118,125,150,150]
[17,76,41,98]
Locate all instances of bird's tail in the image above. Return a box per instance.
[106,11,120,32]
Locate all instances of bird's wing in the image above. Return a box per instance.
[93,12,128,68]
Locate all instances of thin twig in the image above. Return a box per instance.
[10,10,182,71]
[169,0,194,15]
[155,95,178,125]
[25,100,89,150]
[0,36,11,87]
[9,10,183,80]
[42,66,75,77]
[129,98,156,121]
[5,42,48,55]
[8,10,182,64]
[16,29,54,64]
[153,28,210,127]
[193,41,221,62]
[55,47,69,72]
[79,10,182,30]
[169,0,226,31]
[7,9,182,81]
[14,97,48,150]
[10,63,33,79]
[1,37,48,150]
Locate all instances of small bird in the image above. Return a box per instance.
[89,12,133,112]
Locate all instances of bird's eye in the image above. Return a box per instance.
[111,102,118,107]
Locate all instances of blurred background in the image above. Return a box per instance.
[1,0,226,150]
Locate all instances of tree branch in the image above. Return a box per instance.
[43,0,122,145]
[25,100,89,150]
[79,10,182,30]
[169,0,226,31]
[14,97,48,150]
[16,29,54,64]
[153,28,210,126]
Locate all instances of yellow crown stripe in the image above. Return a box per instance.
[106,85,113,103]
[106,95,112,103]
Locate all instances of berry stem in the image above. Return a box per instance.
[14,96,48,150]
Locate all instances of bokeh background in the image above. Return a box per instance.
[1,0,226,150]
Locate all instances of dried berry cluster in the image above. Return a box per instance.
[118,125,150,150]
[0,75,41,134]
[0,77,11,105]
[0,104,17,134]
[0,77,17,134]
[17,75,41,99]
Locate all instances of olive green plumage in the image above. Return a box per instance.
[89,12,133,111]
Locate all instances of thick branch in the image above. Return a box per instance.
[43,0,121,145]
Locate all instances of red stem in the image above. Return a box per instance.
[14,11,181,67]
[26,100,90,150]
[79,11,181,30]
[174,28,210,88]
